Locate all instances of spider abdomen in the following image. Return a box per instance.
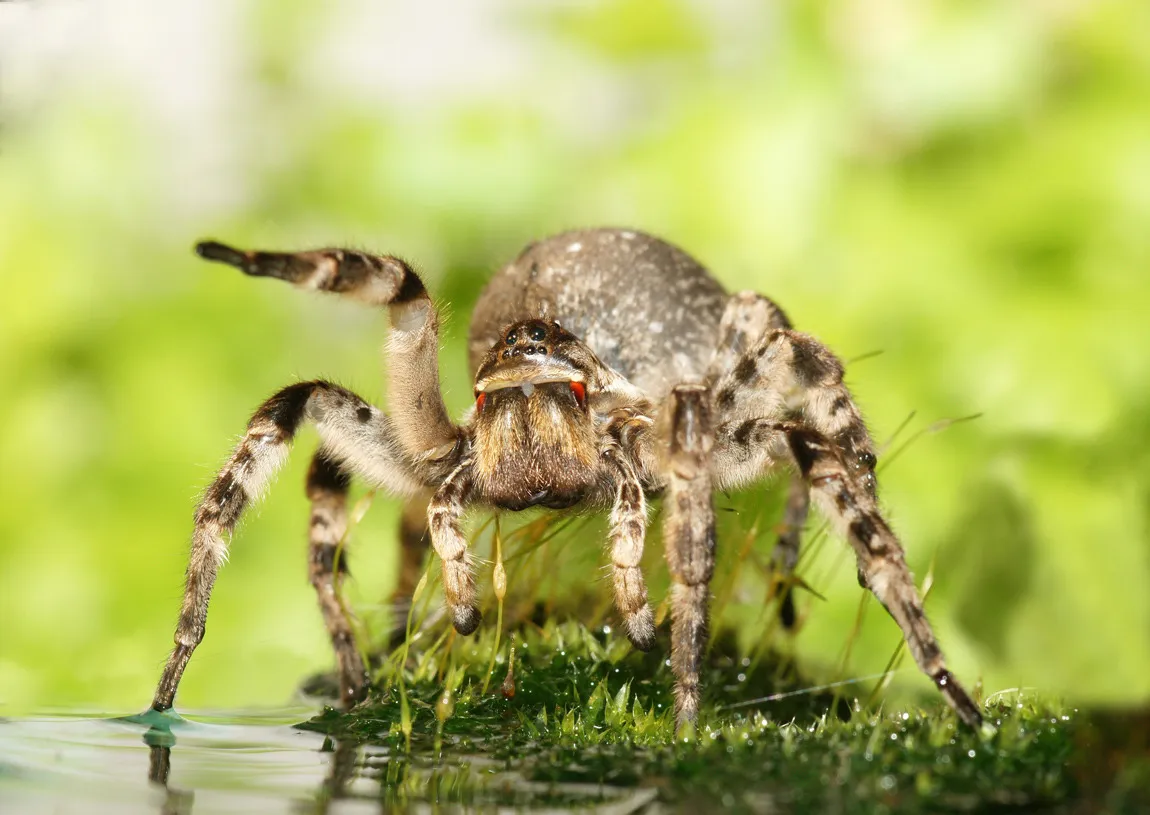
[469,228,728,400]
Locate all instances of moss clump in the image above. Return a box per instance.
[297,619,1109,812]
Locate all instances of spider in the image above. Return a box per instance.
[150,227,983,730]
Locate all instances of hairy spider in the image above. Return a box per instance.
[151,228,983,730]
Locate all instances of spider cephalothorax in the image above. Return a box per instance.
[471,319,602,511]
[152,228,984,732]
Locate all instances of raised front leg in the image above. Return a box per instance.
[196,240,458,462]
[663,384,716,729]
[151,381,436,712]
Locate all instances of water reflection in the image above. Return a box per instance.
[0,708,335,814]
[141,723,364,814]
[0,708,646,812]
[311,738,358,813]
[143,725,193,815]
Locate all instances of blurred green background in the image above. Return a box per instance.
[1,0,1147,715]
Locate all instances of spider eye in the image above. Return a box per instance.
[505,330,518,345]
[569,381,586,410]
[529,325,546,342]
[475,392,487,413]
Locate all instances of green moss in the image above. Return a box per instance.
[296,620,1118,812]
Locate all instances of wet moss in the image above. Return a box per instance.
[295,620,1117,812]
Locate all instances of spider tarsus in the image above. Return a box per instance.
[150,643,192,712]
[340,673,370,708]
[451,605,482,635]
[625,606,656,651]
[195,240,251,271]
[935,669,984,728]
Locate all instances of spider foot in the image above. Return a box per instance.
[624,605,656,651]
[451,604,482,635]
[195,239,246,266]
[935,670,984,729]
[340,671,369,709]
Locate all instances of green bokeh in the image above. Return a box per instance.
[1,0,1147,713]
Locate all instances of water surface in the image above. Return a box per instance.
[0,706,656,813]
[1,707,347,814]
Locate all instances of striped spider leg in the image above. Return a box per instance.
[709,311,983,729]
[153,243,462,712]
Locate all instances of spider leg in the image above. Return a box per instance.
[663,384,716,729]
[711,323,982,726]
[773,476,810,628]
[299,492,434,702]
[305,450,367,707]
[602,444,655,651]
[713,327,878,495]
[427,459,481,635]
[708,291,793,377]
[195,240,458,461]
[710,292,809,628]
[786,427,983,728]
[387,495,434,647]
[151,380,440,712]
